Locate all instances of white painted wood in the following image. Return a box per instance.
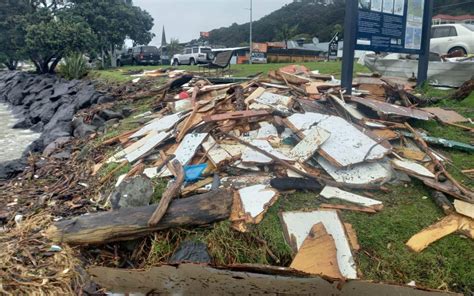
[318,157,391,185]
[256,123,279,139]
[290,126,330,162]
[454,200,474,219]
[242,140,294,164]
[316,116,389,167]
[202,136,232,167]
[130,112,186,139]
[281,210,358,279]
[126,131,170,163]
[288,113,330,131]
[329,95,365,121]
[392,159,435,178]
[320,186,382,207]
[238,185,277,218]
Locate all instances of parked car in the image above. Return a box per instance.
[171,46,214,66]
[430,24,474,55]
[251,52,267,64]
[117,46,160,66]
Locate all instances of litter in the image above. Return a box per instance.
[320,186,383,209]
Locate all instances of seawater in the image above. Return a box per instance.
[0,103,40,162]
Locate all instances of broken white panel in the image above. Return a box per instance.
[317,116,389,167]
[221,175,272,189]
[220,144,246,158]
[287,162,308,178]
[158,133,209,177]
[281,210,357,279]
[256,123,279,140]
[242,140,294,164]
[238,185,277,218]
[130,112,186,139]
[288,112,330,132]
[392,159,435,178]
[320,186,382,207]
[290,126,330,162]
[115,174,127,187]
[318,157,391,185]
[202,136,232,167]
[256,92,292,107]
[126,131,170,163]
[329,95,365,121]
[230,160,261,172]
[454,200,474,219]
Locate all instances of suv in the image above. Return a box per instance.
[117,46,160,66]
[171,46,214,66]
[430,24,474,55]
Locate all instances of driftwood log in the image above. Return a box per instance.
[46,189,233,245]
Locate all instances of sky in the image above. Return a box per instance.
[133,0,293,46]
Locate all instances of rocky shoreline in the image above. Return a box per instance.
[0,71,115,179]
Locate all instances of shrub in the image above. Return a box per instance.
[58,53,89,80]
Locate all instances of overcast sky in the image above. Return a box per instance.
[133,0,293,46]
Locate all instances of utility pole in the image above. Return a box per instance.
[249,0,253,65]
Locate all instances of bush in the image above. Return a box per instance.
[58,53,89,80]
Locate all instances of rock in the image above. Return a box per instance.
[74,86,96,109]
[43,137,72,157]
[122,107,133,118]
[51,150,72,160]
[110,175,154,210]
[169,241,211,264]
[97,95,115,104]
[73,121,97,138]
[91,115,106,128]
[0,159,27,180]
[12,119,32,129]
[99,109,123,121]
[105,118,120,128]
[30,122,44,133]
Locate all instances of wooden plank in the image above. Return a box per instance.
[46,189,233,245]
[391,159,435,179]
[320,186,383,209]
[242,140,294,164]
[394,147,426,161]
[125,131,170,163]
[202,110,270,122]
[281,210,357,279]
[351,97,434,121]
[88,264,457,295]
[406,214,474,252]
[453,200,474,219]
[130,112,186,139]
[202,136,233,167]
[319,204,377,214]
[244,87,266,105]
[422,107,468,124]
[344,223,361,251]
[290,223,344,279]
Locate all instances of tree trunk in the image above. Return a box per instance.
[45,189,233,245]
[4,59,17,71]
[49,55,62,74]
[110,44,117,68]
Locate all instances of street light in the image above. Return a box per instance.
[249,0,253,65]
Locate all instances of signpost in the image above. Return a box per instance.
[341,0,433,94]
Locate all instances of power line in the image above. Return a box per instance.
[434,1,474,9]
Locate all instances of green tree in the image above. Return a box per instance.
[168,38,182,57]
[276,24,299,49]
[71,0,154,68]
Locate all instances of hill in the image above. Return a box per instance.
[207,0,474,47]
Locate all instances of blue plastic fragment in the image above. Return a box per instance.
[184,164,207,182]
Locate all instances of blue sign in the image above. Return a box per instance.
[355,0,426,54]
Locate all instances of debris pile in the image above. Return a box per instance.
[1,65,472,294]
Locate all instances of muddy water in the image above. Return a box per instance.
[0,103,40,162]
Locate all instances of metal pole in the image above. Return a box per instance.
[417,0,434,87]
[341,0,358,95]
[249,0,253,65]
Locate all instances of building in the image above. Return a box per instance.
[432,14,474,25]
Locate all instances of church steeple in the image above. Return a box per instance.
[161,26,167,46]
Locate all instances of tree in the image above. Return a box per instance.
[71,0,155,68]
[168,38,182,57]
[276,24,299,49]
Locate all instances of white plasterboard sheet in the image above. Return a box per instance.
[330,95,365,121]
[318,157,391,185]
[288,113,330,131]
[220,144,246,158]
[256,92,292,107]
[392,159,435,178]
[126,131,170,163]
[281,210,357,279]
[202,136,232,166]
[156,133,208,178]
[320,186,382,207]
[242,140,293,164]
[316,116,389,167]
[239,185,277,218]
[257,123,279,139]
[290,126,330,162]
[130,112,185,139]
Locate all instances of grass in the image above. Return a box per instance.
[93,62,473,294]
[91,61,369,83]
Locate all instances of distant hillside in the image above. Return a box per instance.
[208,0,345,47]
[207,0,474,47]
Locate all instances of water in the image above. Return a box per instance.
[0,103,40,162]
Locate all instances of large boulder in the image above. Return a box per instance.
[110,175,154,210]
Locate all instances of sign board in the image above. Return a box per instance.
[355,0,426,54]
[328,33,339,60]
